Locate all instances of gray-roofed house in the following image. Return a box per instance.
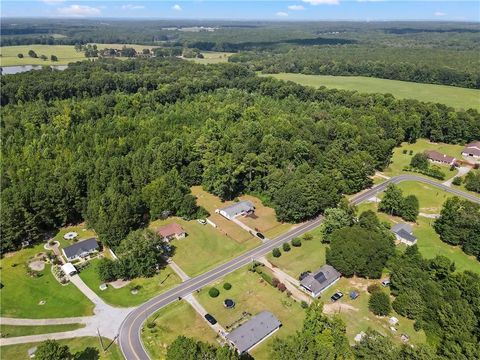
[226,311,281,354]
[216,200,255,220]
[300,264,341,298]
[62,238,99,261]
[391,223,417,246]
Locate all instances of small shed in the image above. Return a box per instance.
[389,316,399,325]
[99,283,108,291]
[349,291,359,300]
[61,263,77,276]
[28,346,37,358]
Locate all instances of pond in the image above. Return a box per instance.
[1,65,68,75]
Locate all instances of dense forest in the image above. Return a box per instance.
[1,59,479,254]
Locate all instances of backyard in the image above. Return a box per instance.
[142,301,218,359]
[0,244,94,318]
[0,337,123,360]
[150,217,258,277]
[195,267,306,359]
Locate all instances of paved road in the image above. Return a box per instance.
[119,174,479,360]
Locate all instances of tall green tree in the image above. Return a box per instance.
[35,340,72,360]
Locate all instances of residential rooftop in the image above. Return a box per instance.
[300,264,341,296]
[218,200,255,219]
[63,238,98,259]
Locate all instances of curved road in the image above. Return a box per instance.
[119,174,480,360]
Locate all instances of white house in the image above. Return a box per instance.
[216,200,255,220]
[391,223,417,246]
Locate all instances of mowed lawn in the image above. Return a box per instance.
[0,45,85,66]
[191,51,233,64]
[191,186,260,247]
[0,337,123,360]
[151,217,257,277]
[396,181,453,213]
[383,139,463,178]
[79,259,181,307]
[0,245,94,318]
[196,267,306,360]
[0,323,84,338]
[142,301,218,360]
[53,224,97,251]
[265,73,480,111]
[321,277,426,345]
[267,227,326,279]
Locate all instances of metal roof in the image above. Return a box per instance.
[226,311,281,353]
[63,238,98,259]
[391,223,413,234]
[219,200,255,218]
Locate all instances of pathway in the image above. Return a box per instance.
[442,165,471,187]
[183,294,227,337]
[231,217,268,243]
[0,317,90,326]
[168,261,190,282]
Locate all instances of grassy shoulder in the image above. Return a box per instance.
[0,323,84,338]
[0,337,123,360]
[264,73,480,111]
[78,258,181,307]
[195,267,306,360]
[142,301,218,360]
[0,245,94,318]
[266,227,326,279]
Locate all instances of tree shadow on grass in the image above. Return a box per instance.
[74,347,99,360]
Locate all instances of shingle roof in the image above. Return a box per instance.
[63,238,98,259]
[226,311,281,353]
[391,223,413,234]
[300,264,341,295]
[395,229,417,243]
[424,150,456,164]
[157,223,185,238]
[219,200,255,218]
[462,141,480,156]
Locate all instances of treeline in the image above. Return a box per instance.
[1,59,479,254]
[230,46,480,89]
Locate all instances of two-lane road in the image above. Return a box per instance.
[119,174,479,360]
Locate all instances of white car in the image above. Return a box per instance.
[197,219,207,225]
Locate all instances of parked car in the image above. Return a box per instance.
[382,279,391,287]
[204,313,217,325]
[331,292,343,302]
[256,232,265,239]
[197,219,207,225]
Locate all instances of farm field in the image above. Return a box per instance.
[0,323,84,338]
[150,217,258,277]
[0,244,94,318]
[191,51,233,64]
[142,301,218,360]
[0,337,123,360]
[78,259,181,307]
[195,267,306,360]
[383,139,463,178]
[266,227,326,279]
[265,73,480,111]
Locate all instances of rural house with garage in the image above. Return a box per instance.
[300,264,341,298]
[62,238,99,262]
[216,200,255,220]
[156,223,186,241]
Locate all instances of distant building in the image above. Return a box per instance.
[300,264,341,298]
[391,223,417,246]
[424,150,456,166]
[157,223,186,241]
[62,238,99,261]
[462,141,480,159]
[216,200,255,220]
[226,311,281,354]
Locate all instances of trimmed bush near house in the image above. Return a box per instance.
[282,243,291,252]
[291,238,302,247]
[223,282,232,290]
[208,287,220,298]
[272,248,281,258]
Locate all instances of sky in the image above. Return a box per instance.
[1,1,479,21]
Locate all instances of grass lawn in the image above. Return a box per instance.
[383,139,462,178]
[0,245,94,318]
[266,227,326,279]
[321,277,426,345]
[78,259,181,307]
[196,267,306,359]
[150,218,257,277]
[52,223,97,250]
[0,45,85,66]
[191,186,260,246]
[0,337,123,360]
[396,181,453,213]
[142,301,218,359]
[0,323,84,338]
[265,73,480,111]
[191,51,233,64]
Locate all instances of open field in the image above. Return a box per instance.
[0,323,84,338]
[265,73,480,111]
[383,139,462,178]
[0,45,84,66]
[0,245,94,318]
[0,337,123,360]
[142,301,218,359]
[53,223,97,250]
[190,51,233,64]
[321,277,426,345]
[267,227,326,279]
[396,181,454,213]
[151,217,257,277]
[79,259,181,307]
[196,267,305,359]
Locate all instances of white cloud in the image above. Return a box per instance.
[434,11,446,16]
[172,4,182,11]
[357,0,385,2]
[303,0,339,5]
[42,0,65,4]
[121,4,145,10]
[288,5,305,10]
[276,11,289,17]
[57,5,101,16]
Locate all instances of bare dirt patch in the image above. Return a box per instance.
[28,260,45,271]
[109,279,131,289]
[323,302,358,314]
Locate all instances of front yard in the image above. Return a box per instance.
[0,323,84,338]
[142,301,218,359]
[396,181,453,213]
[195,267,306,359]
[0,245,94,318]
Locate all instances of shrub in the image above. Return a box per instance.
[272,277,280,287]
[223,282,232,290]
[303,233,313,241]
[272,248,281,257]
[291,238,302,247]
[402,149,408,154]
[409,150,413,155]
[452,176,463,186]
[369,291,391,316]
[367,283,382,294]
[208,287,220,298]
[146,322,156,329]
[17,53,24,58]
[277,283,287,292]
[282,243,291,252]
[301,301,309,309]
[261,272,273,286]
